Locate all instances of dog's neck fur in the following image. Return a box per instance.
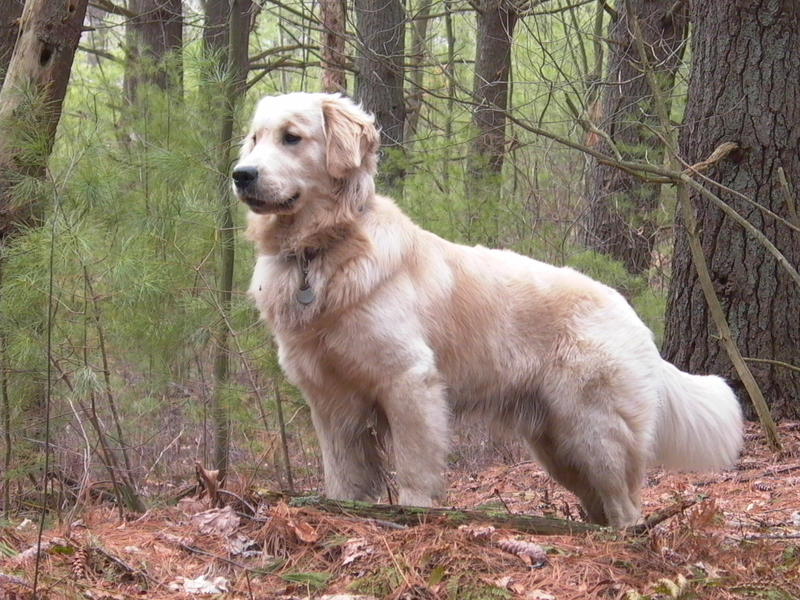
[246,171,375,264]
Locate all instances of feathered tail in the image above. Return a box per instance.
[653,361,744,471]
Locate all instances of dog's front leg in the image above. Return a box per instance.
[381,365,450,507]
[305,388,385,503]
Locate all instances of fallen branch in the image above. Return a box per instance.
[628,499,697,535]
[283,495,600,535]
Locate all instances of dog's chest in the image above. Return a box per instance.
[250,255,326,328]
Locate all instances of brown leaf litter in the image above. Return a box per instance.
[1,421,800,599]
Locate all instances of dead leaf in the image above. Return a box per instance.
[341,538,375,566]
[168,575,230,594]
[291,519,320,544]
[84,589,129,600]
[227,532,261,557]
[192,505,240,537]
[318,594,378,600]
[526,591,556,600]
[179,496,212,515]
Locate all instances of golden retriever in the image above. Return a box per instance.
[232,92,743,527]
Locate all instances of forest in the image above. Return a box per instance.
[0,0,799,598]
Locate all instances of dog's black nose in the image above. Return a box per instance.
[232,165,258,189]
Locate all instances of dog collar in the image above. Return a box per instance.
[289,249,319,305]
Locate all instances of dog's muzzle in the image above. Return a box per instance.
[232,165,300,213]
[232,165,258,193]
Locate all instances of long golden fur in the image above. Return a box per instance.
[233,93,743,527]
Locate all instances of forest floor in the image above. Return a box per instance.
[2,421,800,600]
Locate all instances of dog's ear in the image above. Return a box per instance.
[322,96,380,179]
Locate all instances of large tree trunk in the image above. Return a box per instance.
[202,0,230,56]
[470,0,518,177]
[124,0,183,103]
[0,0,24,84]
[663,0,800,420]
[320,0,347,94]
[353,0,406,191]
[0,0,90,242]
[580,0,687,275]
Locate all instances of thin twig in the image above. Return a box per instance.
[742,357,800,375]
[778,166,799,228]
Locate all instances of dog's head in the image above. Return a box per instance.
[232,93,380,216]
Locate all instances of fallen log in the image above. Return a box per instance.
[280,494,601,535]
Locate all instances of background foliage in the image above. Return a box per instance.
[0,0,730,512]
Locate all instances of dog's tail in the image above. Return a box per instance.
[652,361,744,471]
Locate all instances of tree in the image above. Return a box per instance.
[405,0,433,143]
[663,0,800,419]
[202,0,230,56]
[0,0,147,514]
[580,0,687,274]
[0,0,90,241]
[0,0,24,83]
[470,0,518,177]
[320,0,347,93]
[123,0,183,103]
[353,0,406,190]
[203,0,254,483]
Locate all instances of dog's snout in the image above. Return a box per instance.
[232,165,259,189]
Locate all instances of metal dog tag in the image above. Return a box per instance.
[297,285,315,305]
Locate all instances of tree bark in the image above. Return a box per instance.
[320,0,347,94]
[123,0,183,103]
[580,0,687,274]
[0,0,24,85]
[208,0,253,484]
[202,0,230,57]
[0,0,90,516]
[663,0,800,419]
[257,493,601,535]
[0,0,90,242]
[470,0,518,177]
[404,0,432,144]
[353,0,406,191]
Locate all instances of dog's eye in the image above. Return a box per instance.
[283,132,301,145]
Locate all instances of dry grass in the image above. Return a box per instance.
[2,421,800,599]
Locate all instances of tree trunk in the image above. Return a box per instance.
[404,0,432,144]
[202,0,230,57]
[320,0,347,94]
[0,0,90,514]
[123,0,183,103]
[663,0,800,420]
[470,0,518,177]
[207,0,253,483]
[0,0,90,241]
[0,0,24,85]
[353,0,406,191]
[580,0,687,275]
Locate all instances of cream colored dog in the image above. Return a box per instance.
[233,92,743,527]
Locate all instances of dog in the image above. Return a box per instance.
[232,92,743,527]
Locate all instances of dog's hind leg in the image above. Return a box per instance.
[525,402,646,528]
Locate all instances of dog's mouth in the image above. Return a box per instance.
[241,192,301,214]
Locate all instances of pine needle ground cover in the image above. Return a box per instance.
[2,421,799,600]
